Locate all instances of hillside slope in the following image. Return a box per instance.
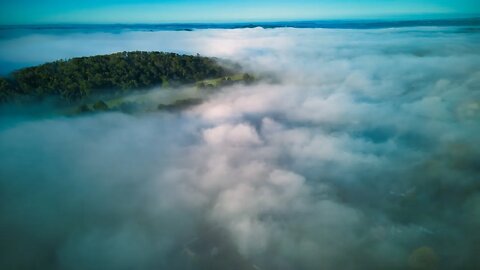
[0,51,237,103]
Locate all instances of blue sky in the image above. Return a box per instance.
[0,0,479,24]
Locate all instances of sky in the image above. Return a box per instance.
[0,0,479,25]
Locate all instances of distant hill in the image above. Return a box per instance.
[0,51,237,103]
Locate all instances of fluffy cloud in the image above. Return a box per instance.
[1,25,480,269]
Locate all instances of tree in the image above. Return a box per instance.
[243,73,254,84]
[93,100,109,111]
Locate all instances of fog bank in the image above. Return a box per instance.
[1,26,480,269]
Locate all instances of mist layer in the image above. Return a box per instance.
[1,26,480,269]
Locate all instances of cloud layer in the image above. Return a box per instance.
[1,26,480,269]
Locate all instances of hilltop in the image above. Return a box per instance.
[0,51,252,105]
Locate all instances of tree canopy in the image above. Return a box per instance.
[0,51,234,103]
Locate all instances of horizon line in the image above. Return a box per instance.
[1,16,479,28]
[1,13,479,27]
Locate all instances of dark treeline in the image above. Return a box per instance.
[0,51,234,103]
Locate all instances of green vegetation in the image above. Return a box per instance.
[0,51,259,116]
[0,51,235,103]
[70,71,256,114]
[196,73,252,89]
[0,78,15,103]
[92,100,109,111]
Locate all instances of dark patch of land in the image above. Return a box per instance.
[0,51,242,103]
[0,51,256,114]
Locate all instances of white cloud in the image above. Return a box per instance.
[1,25,480,269]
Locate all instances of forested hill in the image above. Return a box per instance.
[0,51,235,103]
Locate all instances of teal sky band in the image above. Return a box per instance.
[1,0,479,25]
